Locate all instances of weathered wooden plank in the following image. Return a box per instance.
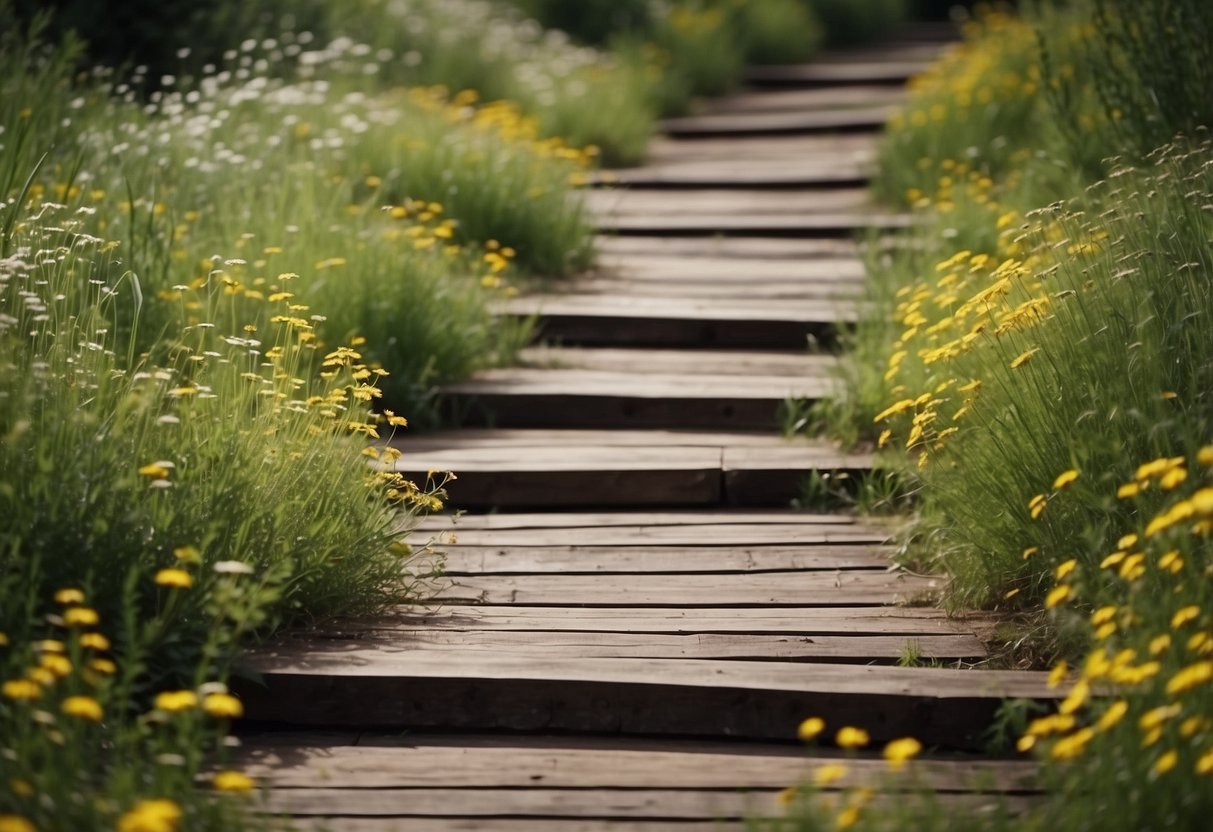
[339,605,998,637]
[436,570,937,606]
[592,162,871,188]
[294,821,741,832]
[646,133,878,162]
[586,188,873,218]
[592,255,865,286]
[745,60,928,87]
[443,368,831,397]
[279,630,985,662]
[701,85,905,116]
[595,235,862,260]
[514,347,840,377]
[415,510,862,530]
[561,278,858,300]
[236,653,1056,748]
[435,545,888,574]
[419,522,885,547]
[291,820,744,832]
[238,736,1036,791]
[596,212,911,235]
[264,787,1031,819]
[501,294,854,348]
[397,430,826,452]
[662,105,894,137]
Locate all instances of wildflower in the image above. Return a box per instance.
[1045,585,1071,609]
[154,690,198,712]
[154,569,193,589]
[1029,494,1047,519]
[0,633,6,647]
[117,799,182,832]
[1198,446,1213,467]
[813,763,848,787]
[1058,680,1089,715]
[212,770,256,793]
[39,654,71,678]
[1193,488,1213,514]
[8,779,34,797]
[1166,661,1213,696]
[1154,750,1178,776]
[173,545,201,564]
[1150,635,1172,656]
[62,607,99,627]
[1053,469,1079,490]
[1198,748,1213,775]
[797,716,825,741]
[1055,559,1077,580]
[2,680,41,700]
[836,726,869,749]
[203,692,244,719]
[1051,727,1095,761]
[1095,700,1129,732]
[138,462,173,479]
[1047,661,1068,689]
[213,561,254,575]
[1117,482,1141,499]
[882,737,922,771]
[0,817,36,832]
[90,658,117,675]
[79,632,110,651]
[836,805,862,829]
[1172,606,1201,629]
[61,695,103,722]
[1009,348,1039,369]
[53,588,85,605]
[1022,546,1038,559]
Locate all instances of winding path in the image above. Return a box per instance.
[235,27,1053,831]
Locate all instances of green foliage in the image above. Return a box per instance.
[808,0,908,46]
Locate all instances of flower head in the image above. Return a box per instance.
[154,569,193,589]
[212,770,256,793]
[62,695,103,722]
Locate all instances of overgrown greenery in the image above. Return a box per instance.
[788,2,1213,829]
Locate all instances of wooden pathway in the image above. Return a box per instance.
[235,31,1053,831]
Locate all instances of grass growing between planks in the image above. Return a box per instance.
[778,2,1213,830]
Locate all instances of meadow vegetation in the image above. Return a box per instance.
[787,1,1213,829]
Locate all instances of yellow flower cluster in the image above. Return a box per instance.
[1023,447,1213,776]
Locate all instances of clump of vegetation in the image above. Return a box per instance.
[785,2,1213,829]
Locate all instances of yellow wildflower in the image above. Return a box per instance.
[797,716,825,741]
[1052,469,1079,490]
[1172,606,1201,629]
[212,770,256,793]
[1047,661,1068,688]
[1009,348,1039,369]
[62,607,99,627]
[2,680,41,700]
[154,690,198,713]
[61,695,103,722]
[1154,750,1178,776]
[53,588,85,605]
[1045,585,1071,608]
[1095,700,1128,732]
[836,726,870,749]
[118,799,182,832]
[1166,661,1213,696]
[79,632,110,651]
[203,692,244,719]
[882,737,922,771]
[154,569,193,589]
[0,817,36,832]
[813,763,848,787]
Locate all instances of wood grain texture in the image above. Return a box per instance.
[237,735,1036,791]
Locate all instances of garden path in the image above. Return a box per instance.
[235,28,1053,831]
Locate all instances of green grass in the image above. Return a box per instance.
[777,3,1213,829]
